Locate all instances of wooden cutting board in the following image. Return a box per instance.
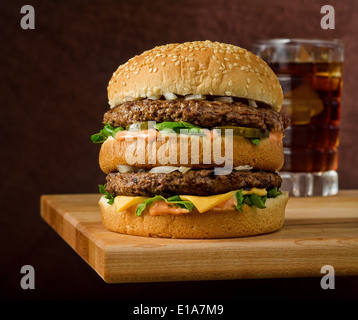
[40,190,358,283]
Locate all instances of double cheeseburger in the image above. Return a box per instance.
[92,40,289,239]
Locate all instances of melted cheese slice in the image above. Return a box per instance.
[114,196,149,212]
[179,191,237,213]
[114,188,267,214]
[179,188,267,213]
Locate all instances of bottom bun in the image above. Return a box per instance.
[99,192,289,239]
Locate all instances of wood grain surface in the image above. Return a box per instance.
[40,191,358,283]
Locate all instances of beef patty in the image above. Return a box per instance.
[105,169,282,197]
[103,99,290,132]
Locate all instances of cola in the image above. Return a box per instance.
[270,61,343,173]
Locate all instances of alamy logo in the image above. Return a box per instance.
[20,265,35,289]
[320,5,335,30]
[320,265,335,289]
[20,5,35,30]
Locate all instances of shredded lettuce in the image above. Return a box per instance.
[98,184,115,205]
[246,137,261,146]
[136,195,195,216]
[235,187,282,212]
[91,123,124,143]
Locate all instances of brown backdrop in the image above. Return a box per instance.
[1,0,357,300]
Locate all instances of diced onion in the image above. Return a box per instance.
[178,166,191,174]
[116,165,138,173]
[184,94,205,100]
[248,100,258,108]
[163,92,178,100]
[234,165,253,171]
[149,166,180,173]
[149,166,192,174]
[214,96,234,103]
[148,95,162,100]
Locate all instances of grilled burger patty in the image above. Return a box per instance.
[103,99,290,132]
[105,170,282,197]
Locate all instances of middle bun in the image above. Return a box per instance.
[99,134,284,174]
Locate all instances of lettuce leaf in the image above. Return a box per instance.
[246,137,261,146]
[91,123,124,143]
[235,187,282,212]
[98,184,115,205]
[136,195,195,216]
[267,187,282,198]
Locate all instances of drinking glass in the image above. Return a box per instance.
[253,39,344,196]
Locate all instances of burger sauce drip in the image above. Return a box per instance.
[213,196,237,209]
[115,129,158,142]
[269,132,283,143]
[148,201,189,216]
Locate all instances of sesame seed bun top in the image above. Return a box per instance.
[107,40,283,111]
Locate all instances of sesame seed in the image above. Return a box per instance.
[223,70,228,74]
[190,67,195,72]
[153,67,158,73]
[219,66,225,71]
[224,57,229,61]
[215,73,220,77]
[161,61,166,66]
[233,63,239,67]
[247,78,251,84]
[122,82,126,86]
[228,80,233,86]
[134,70,139,75]
[225,91,232,95]
[175,60,180,66]
[149,68,153,73]
[241,66,246,71]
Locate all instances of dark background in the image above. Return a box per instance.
[1,0,358,300]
